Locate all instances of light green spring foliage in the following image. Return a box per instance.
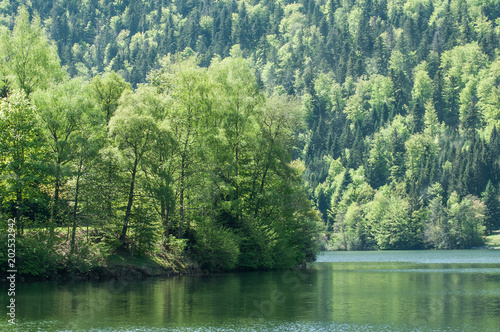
[0,7,64,96]
[0,90,44,202]
[90,71,131,123]
[0,4,321,271]
[32,78,94,162]
[477,60,500,134]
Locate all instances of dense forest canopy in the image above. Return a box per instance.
[1,0,500,276]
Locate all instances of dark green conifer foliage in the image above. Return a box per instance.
[483,181,500,234]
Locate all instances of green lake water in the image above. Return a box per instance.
[2,250,500,331]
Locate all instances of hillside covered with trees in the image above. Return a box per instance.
[1,0,500,278]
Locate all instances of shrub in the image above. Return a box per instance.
[160,234,188,257]
[67,238,108,274]
[15,232,64,278]
[236,220,276,270]
[192,221,239,272]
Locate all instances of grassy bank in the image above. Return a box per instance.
[485,230,500,249]
[0,228,196,281]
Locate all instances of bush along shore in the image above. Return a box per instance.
[0,226,313,282]
[0,228,199,281]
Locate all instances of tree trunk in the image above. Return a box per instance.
[106,155,114,222]
[120,159,138,243]
[45,162,60,246]
[179,122,192,237]
[162,201,171,237]
[70,159,83,255]
[254,160,271,216]
[51,161,61,235]
[16,188,22,234]
[178,161,185,238]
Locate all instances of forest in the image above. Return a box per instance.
[1,0,500,277]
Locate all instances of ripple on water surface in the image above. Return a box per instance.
[6,250,500,332]
[315,249,500,264]
[11,320,495,332]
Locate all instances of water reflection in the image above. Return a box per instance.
[315,263,500,330]
[4,250,500,331]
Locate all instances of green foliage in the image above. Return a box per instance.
[482,181,500,234]
[446,193,486,249]
[14,231,63,278]
[367,190,419,249]
[0,90,46,230]
[109,87,162,242]
[331,202,373,251]
[161,235,188,258]
[129,200,162,256]
[3,0,500,277]
[423,183,449,248]
[66,238,108,274]
[0,228,109,278]
[0,6,63,96]
[90,71,131,123]
[477,60,500,133]
[237,221,277,270]
[192,221,240,272]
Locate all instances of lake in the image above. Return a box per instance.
[3,250,500,331]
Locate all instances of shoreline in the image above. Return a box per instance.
[1,253,310,283]
[1,256,200,283]
[5,247,499,283]
[4,229,499,282]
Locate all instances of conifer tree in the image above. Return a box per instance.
[482,181,500,234]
